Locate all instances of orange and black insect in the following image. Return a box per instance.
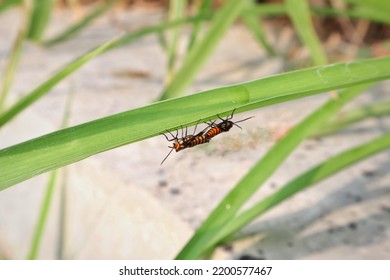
[160,121,215,165]
[204,109,254,140]
[160,109,253,164]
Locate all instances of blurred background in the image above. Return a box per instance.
[0,0,389,259]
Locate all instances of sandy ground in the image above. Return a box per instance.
[0,7,389,259]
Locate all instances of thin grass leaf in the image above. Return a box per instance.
[0,57,389,191]
[56,86,74,260]
[166,0,186,79]
[0,0,22,12]
[175,83,371,259]
[241,1,275,56]
[215,132,390,246]
[285,0,327,65]
[27,170,57,259]
[0,38,118,128]
[27,0,54,42]
[342,0,390,16]
[313,101,390,137]
[344,0,390,23]
[186,0,213,52]
[0,1,30,112]
[159,0,246,100]
[310,6,389,24]
[27,89,73,260]
[108,14,212,51]
[242,3,286,16]
[57,167,68,259]
[244,4,390,24]
[44,0,121,46]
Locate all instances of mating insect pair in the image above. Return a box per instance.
[161,109,253,165]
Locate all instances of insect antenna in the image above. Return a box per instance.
[232,116,255,129]
[160,147,175,165]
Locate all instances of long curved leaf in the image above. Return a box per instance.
[0,57,389,191]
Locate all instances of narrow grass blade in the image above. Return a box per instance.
[285,0,327,65]
[215,133,390,246]
[175,83,371,259]
[243,3,286,16]
[344,0,390,12]
[0,57,389,191]
[56,87,74,260]
[166,0,186,79]
[56,168,68,259]
[27,170,57,259]
[243,3,390,24]
[311,7,390,24]
[342,0,390,23]
[159,0,246,100]
[0,0,22,12]
[186,0,213,51]
[27,0,54,42]
[44,0,121,46]
[313,101,390,137]
[108,15,212,51]
[241,1,275,56]
[27,89,73,260]
[0,38,118,128]
[0,1,30,112]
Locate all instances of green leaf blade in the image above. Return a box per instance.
[1,57,389,191]
[286,0,327,65]
[0,38,118,128]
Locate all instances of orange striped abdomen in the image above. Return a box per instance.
[187,134,209,148]
[204,126,221,139]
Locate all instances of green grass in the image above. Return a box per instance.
[108,14,212,51]
[211,132,390,249]
[44,0,121,46]
[26,89,73,260]
[27,170,58,259]
[342,0,390,24]
[27,0,54,42]
[241,0,275,56]
[0,0,22,13]
[0,56,389,191]
[244,2,390,24]
[165,0,186,79]
[0,2,29,112]
[0,38,118,128]
[186,0,213,52]
[159,0,246,100]
[286,0,327,65]
[0,1,389,260]
[313,100,390,137]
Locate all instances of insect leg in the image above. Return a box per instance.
[162,129,179,141]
